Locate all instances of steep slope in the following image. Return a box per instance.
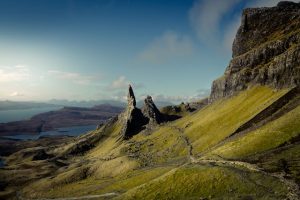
[1,2,300,200]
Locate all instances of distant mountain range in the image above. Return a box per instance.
[0,104,123,136]
[0,101,58,111]
[0,99,174,111]
[47,99,126,108]
[48,99,174,108]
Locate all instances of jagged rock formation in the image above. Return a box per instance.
[210,1,300,102]
[120,85,149,139]
[119,85,175,139]
[141,96,163,124]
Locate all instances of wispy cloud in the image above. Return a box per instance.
[0,65,30,82]
[145,89,210,104]
[248,0,283,8]
[108,76,130,90]
[189,0,241,48]
[9,91,25,97]
[111,90,127,101]
[138,31,194,64]
[48,70,100,85]
[189,0,290,52]
[107,76,144,91]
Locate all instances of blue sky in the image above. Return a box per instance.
[0,0,290,103]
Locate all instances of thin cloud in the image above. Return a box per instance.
[247,0,284,8]
[111,90,127,101]
[148,89,210,104]
[48,70,99,85]
[108,76,129,90]
[189,0,241,50]
[223,15,241,53]
[0,65,30,82]
[9,91,25,97]
[107,76,144,91]
[138,31,194,64]
[189,0,291,52]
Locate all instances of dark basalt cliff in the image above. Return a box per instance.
[210,1,300,102]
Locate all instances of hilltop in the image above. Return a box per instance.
[0,2,300,200]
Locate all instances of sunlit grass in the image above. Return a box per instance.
[209,105,300,159]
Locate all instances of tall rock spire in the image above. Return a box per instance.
[119,85,174,140]
[119,85,148,140]
[128,84,136,107]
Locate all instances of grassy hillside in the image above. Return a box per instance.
[3,85,300,200]
[208,104,300,159]
[118,164,289,200]
[161,86,289,155]
[123,86,289,165]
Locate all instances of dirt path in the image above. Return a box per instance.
[194,158,300,200]
[268,171,300,200]
[169,125,196,163]
[168,125,300,199]
[33,192,118,200]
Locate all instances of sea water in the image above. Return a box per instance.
[2,125,97,140]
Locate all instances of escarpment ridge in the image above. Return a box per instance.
[210,1,300,102]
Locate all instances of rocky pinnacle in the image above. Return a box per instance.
[119,85,148,140]
[128,84,136,107]
[141,96,162,124]
[119,85,167,140]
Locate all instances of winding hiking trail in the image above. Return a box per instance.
[195,159,300,200]
[20,125,299,200]
[169,125,196,163]
[169,125,300,200]
[32,193,118,200]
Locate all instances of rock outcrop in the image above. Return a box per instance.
[210,1,300,102]
[119,85,177,139]
[141,96,163,124]
[120,85,149,139]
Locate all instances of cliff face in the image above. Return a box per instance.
[210,1,300,101]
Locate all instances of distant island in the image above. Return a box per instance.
[0,100,58,111]
[0,104,123,136]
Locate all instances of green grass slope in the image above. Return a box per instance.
[5,85,300,200]
[118,164,289,200]
[123,86,289,166]
[208,104,300,159]
[173,86,289,155]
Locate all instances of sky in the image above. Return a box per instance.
[0,0,293,103]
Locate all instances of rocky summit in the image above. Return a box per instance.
[210,1,300,102]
